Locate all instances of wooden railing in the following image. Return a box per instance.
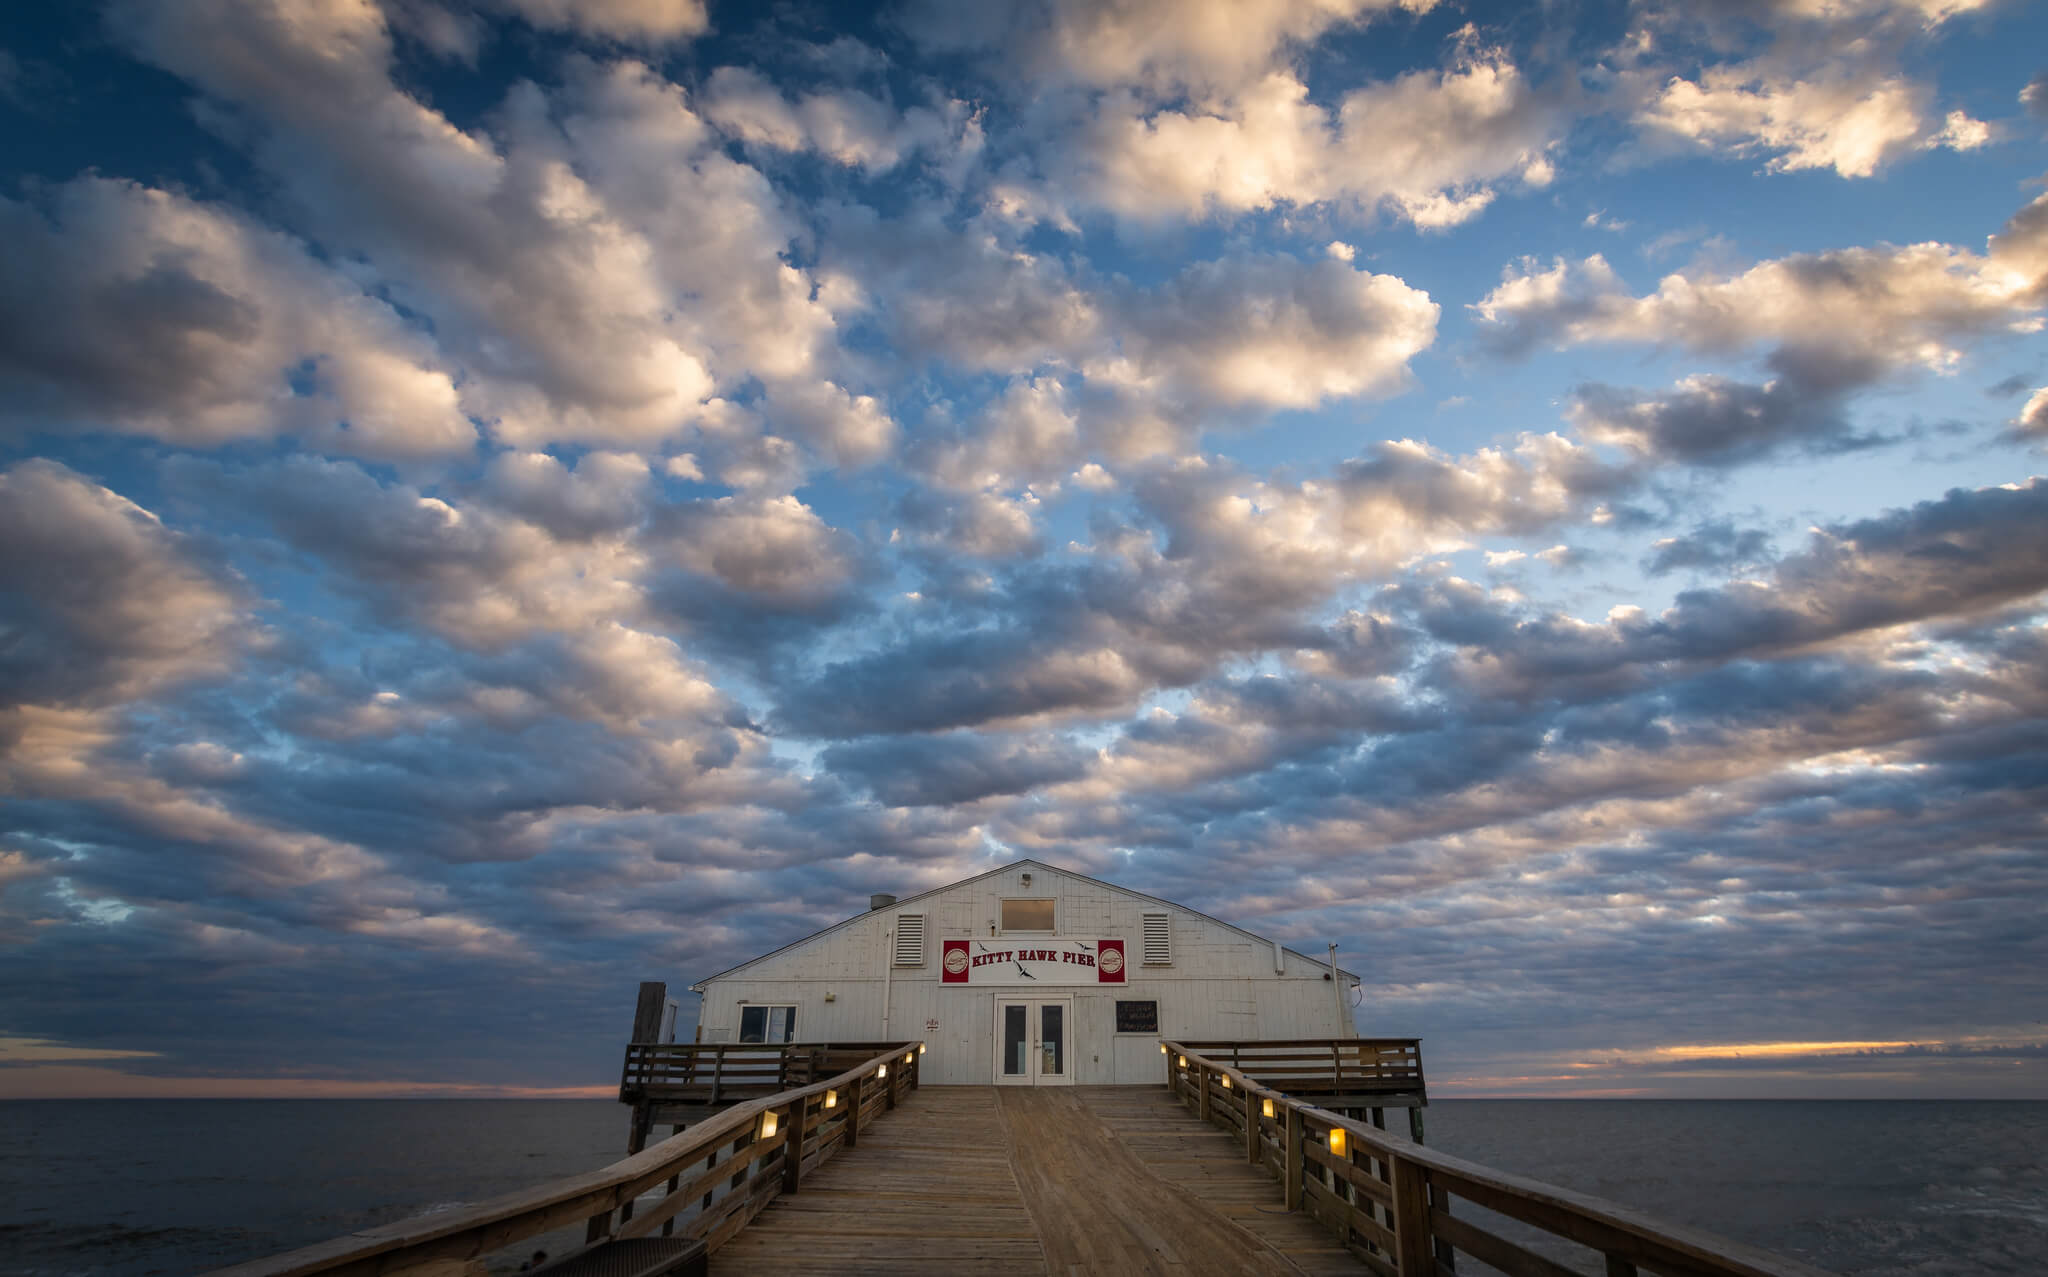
[619,1040,913,1103]
[1174,1037,1425,1102]
[209,1042,924,1277]
[1161,1041,1833,1277]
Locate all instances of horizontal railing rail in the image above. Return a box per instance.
[619,1040,914,1101]
[209,1041,924,1277]
[1173,1037,1426,1099]
[1160,1040,1833,1277]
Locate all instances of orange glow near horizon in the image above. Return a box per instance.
[0,1063,615,1100]
[1647,1040,1928,1060]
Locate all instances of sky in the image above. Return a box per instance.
[0,0,2045,1102]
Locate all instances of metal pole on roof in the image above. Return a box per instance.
[1327,942,1347,1034]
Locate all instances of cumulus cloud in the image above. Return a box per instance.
[1639,68,1985,177]
[897,0,1436,96]
[700,66,976,172]
[1473,188,2048,460]
[2016,387,2048,437]
[1077,43,1565,229]
[0,461,253,709]
[106,0,889,465]
[1095,253,1440,409]
[0,178,471,459]
[489,0,708,43]
[1643,520,1776,575]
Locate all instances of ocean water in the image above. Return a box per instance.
[2,1098,2042,1276]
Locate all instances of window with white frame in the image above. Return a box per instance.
[1000,898,1055,932]
[738,1004,797,1043]
[1141,912,1171,965]
[893,913,926,965]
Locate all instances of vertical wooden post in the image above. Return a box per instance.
[1409,1106,1426,1145]
[1246,1087,1261,1165]
[1197,1065,1211,1121]
[910,1049,921,1091]
[1390,1153,1433,1277]
[846,1074,862,1148]
[1163,1044,1174,1089]
[883,1064,896,1111]
[781,1100,804,1195]
[1283,1105,1304,1211]
[631,982,668,1044]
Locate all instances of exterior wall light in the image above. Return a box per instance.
[1328,1127,1346,1156]
[1262,1098,1276,1119]
[760,1110,779,1139]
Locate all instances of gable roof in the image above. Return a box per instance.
[688,857,1360,989]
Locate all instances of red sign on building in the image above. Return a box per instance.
[1097,938,1125,983]
[941,939,970,983]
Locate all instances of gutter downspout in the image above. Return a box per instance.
[881,924,894,1038]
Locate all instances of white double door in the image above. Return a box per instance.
[993,996,1072,1086]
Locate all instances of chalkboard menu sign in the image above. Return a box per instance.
[1115,999,1159,1033]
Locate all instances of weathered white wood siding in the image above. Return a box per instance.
[692,862,1359,1085]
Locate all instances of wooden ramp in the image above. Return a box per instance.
[708,1086,1361,1276]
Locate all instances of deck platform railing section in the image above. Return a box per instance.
[1162,1039,1831,1277]
[618,1040,909,1105]
[1173,1037,1426,1107]
[208,1041,923,1277]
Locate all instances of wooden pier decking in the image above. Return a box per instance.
[210,1039,1834,1277]
[710,1086,1360,1276]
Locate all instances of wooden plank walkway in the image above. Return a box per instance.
[708,1086,1363,1276]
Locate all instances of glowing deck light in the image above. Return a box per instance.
[1262,1098,1276,1119]
[877,1063,887,1079]
[824,1089,837,1109]
[918,1042,927,1055]
[1328,1127,1346,1156]
[1178,1055,1187,1067]
[1220,1074,1231,1088]
[760,1110,779,1139]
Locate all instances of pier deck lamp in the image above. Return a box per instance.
[1327,1127,1346,1156]
[1262,1098,1276,1119]
[759,1110,779,1139]
[824,1089,837,1109]
[1220,1074,1231,1089]
[918,1042,927,1054]
[877,1063,888,1079]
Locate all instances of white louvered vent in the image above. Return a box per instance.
[1141,912,1171,966]
[893,913,926,966]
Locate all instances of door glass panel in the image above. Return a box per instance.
[1002,1004,1028,1075]
[1040,1004,1064,1076]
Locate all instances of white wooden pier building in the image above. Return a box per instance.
[688,859,1363,1086]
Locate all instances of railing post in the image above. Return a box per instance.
[1197,1064,1210,1122]
[1390,1151,1433,1276]
[910,1048,921,1091]
[846,1074,862,1147]
[1246,1085,1261,1165]
[883,1064,896,1111]
[781,1099,804,1195]
[1284,1104,1304,1211]
[1163,1043,1173,1089]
